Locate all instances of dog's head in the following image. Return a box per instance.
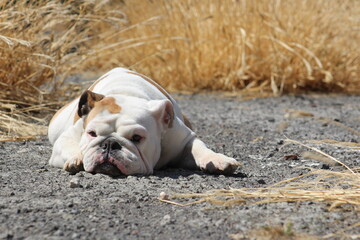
[77,90,173,176]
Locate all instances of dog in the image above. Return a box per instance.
[48,68,240,176]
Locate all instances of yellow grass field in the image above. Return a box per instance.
[0,0,359,137]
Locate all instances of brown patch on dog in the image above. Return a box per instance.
[182,114,193,130]
[73,111,81,123]
[79,91,106,116]
[97,97,122,114]
[84,97,121,127]
[71,72,110,123]
[74,90,105,123]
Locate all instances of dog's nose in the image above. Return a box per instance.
[101,138,122,152]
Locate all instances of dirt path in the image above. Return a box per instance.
[1,94,359,239]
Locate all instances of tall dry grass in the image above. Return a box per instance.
[0,0,126,138]
[0,0,359,137]
[105,0,360,93]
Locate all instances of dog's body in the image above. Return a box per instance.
[48,68,239,176]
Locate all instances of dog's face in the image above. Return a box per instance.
[77,91,173,176]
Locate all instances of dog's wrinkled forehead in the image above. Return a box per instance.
[85,97,121,127]
[76,90,122,127]
[76,90,174,133]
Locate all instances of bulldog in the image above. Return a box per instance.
[48,68,240,176]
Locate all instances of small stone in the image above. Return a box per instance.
[160,214,171,226]
[284,154,299,161]
[54,229,64,236]
[69,177,81,188]
[77,172,84,177]
[321,164,330,170]
[257,179,266,184]
[72,233,80,239]
[0,233,13,240]
[159,192,169,200]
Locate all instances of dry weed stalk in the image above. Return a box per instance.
[284,108,360,139]
[307,139,360,150]
[285,139,355,174]
[166,169,360,209]
[161,140,359,215]
[160,139,360,237]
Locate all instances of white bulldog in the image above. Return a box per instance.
[48,68,240,176]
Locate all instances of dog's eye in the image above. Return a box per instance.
[88,131,97,137]
[131,134,142,143]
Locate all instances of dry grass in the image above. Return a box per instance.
[164,172,360,239]
[162,167,360,238]
[159,113,360,212]
[0,0,359,137]
[159,139,360,239]
[0,0,126,138]
[115,0,360,94]
[163,168,360,210]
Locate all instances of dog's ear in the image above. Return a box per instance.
[78,90,105,117]
[148,99,174,129]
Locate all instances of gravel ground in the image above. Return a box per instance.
[1,94,359,240]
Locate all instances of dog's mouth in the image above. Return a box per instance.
[93,162,122,177]
[83,137,147,176]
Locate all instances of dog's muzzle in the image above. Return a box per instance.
[93,137,123,177]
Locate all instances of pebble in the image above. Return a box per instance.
[71,233,80,239]
[159,191,169,200]
[77,172,84,177]
[69,177,81,188]
[160,214,171,226]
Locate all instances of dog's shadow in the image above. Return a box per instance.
[110,168,247,179]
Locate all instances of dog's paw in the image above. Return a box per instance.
[199,153,241,175]
[64,155,84,174]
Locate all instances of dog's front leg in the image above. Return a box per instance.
[49,120,84,174]
[181,138,240,174]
